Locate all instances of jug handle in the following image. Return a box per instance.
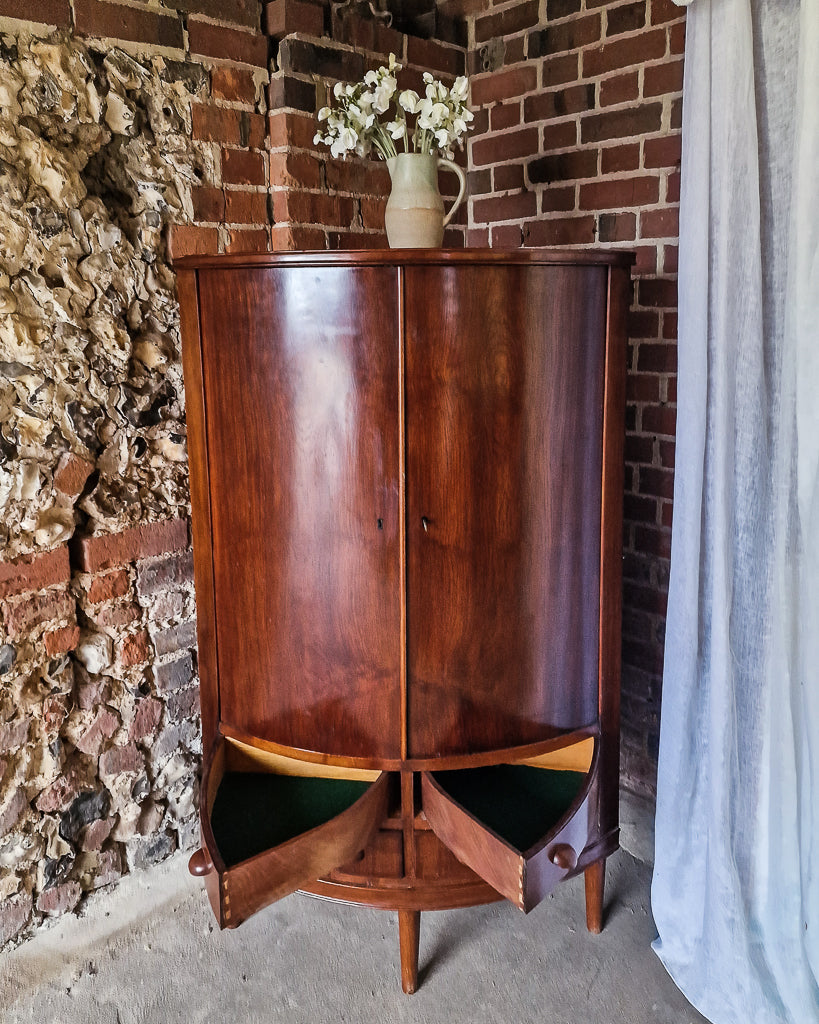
[438,159,467,228]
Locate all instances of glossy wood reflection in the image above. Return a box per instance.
[405,265,608,758]
[198,266,402,760]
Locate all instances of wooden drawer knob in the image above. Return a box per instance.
[188,848,212,877]
[547,843,577,870]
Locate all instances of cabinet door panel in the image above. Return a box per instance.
[198,266,401,760]
[405,265,607,757]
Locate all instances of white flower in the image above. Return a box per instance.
[451,76,469,102]
[434,127,451,148]
[333,81,344,98]
[330,125,358,158]
[317,106,331,122]
[373,75,397,113]
[386,118,406,140]
[399,89,420,113]
[417,100,449,130]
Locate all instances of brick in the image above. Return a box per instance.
[53,453,94,498]
[546,0,582,18]
[43,624,80,656]
[625,434,655,463]
[152,653,194,693]
[0,717,29,753]
[526,215,596,246]
[99,743,143,776]
[270,224,326,250]
[623,634,665,673]
[81,848,122,889]
[666,170,681,203]
[273,190,355,227]
[80,817,115,852]
[85,569,130,604]
[642,405,677,436]
[269,150,322,189]
[468,228,491,247]
[0,893,32,947]
[491,102,522,132]
[130,697,163,741]
[192,104,243,146]
[264,0,324,38]
[529,149,597,184]
[120,630,151,667]
[541,52,580,89]
[639,277,677,308]
[268,72,317,113]
[627,374,662,404]
[540,185,576,212]
[494,163,525,191]
[640,466,675,500]
[663,244,678,274]
[192,185,226,223]
[407,36,465,77]
[0,546,70,599]
[324,157,390,194]
[670,97,682,130]
[75,709,120,756]
[188,17,268,67]
[583,29,666,77]
[669,20,686,54]
[644,134,682,168]
[72,518,188,573]
[222,149,266,186]
[36,881,81,917]
[579,175,659,209]
[527,14,602,58]
[153,620,197,657]
[0,0,70,24]
[637,342,677,372]
[581,103,663,144]
[606,1,647,36]
[226,228,270,253]
[660,439,676,467]
[599,70,639,107]
[0,789,28,837]
[524,83,595,121]
[326,229,389,250]
[624,493,658,524]
[360,198,387,231]
[663,310,678,339]
[136,551,194,599]
[492,224,524,247]
[172,0,259,27]
[542,120,578,149]
[1,590,73,636]
[598,211,636,242]
[211,66,257,105]
[335,13,405,57]
[651,0,686,23]
[601,142,640,173]
[644,59,684,97]
[475,0,539,43]
[279,39,364,81]
[74,0,183,48]
[169,224,218,259]
[629,309,660,338]
[633,525,672,560]
[92,603,141,628]
[167,686,200,722]
[471,65,537,107]
[472,127,538,166]
[224,190,269,224]
[473,191,537,224]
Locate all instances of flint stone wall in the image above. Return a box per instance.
[0,31,212,950]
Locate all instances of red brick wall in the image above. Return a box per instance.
[461,0,683,792]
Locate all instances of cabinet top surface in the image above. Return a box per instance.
[174,247,635,271]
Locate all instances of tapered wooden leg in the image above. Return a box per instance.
[398,909,421,994]
[584,858,606,934]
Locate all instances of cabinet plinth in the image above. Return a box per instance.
[176,248,632,991]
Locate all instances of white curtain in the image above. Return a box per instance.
[651,0,819,1021]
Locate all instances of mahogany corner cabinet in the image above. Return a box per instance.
[175,249,633,994]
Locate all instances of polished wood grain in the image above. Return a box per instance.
[176,268,220,758]
[399,909,421,994]
[176,250,633,987]
[197,266,402,760]
[584,858,606,934]
[420,744,599,913]
[405,264,608,757]
[197,736,389,928]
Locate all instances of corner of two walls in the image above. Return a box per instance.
[0,0,678,951]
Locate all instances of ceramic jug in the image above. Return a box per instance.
[384,152,467,248]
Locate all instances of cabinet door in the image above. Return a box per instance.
[405,265,608,758]
[198,266,401,760]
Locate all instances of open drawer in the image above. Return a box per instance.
[190,736,389,928]
[420,737,598,913]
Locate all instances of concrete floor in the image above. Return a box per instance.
[1,791,708,1024]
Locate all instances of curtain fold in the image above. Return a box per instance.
[651,0,819,1021]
